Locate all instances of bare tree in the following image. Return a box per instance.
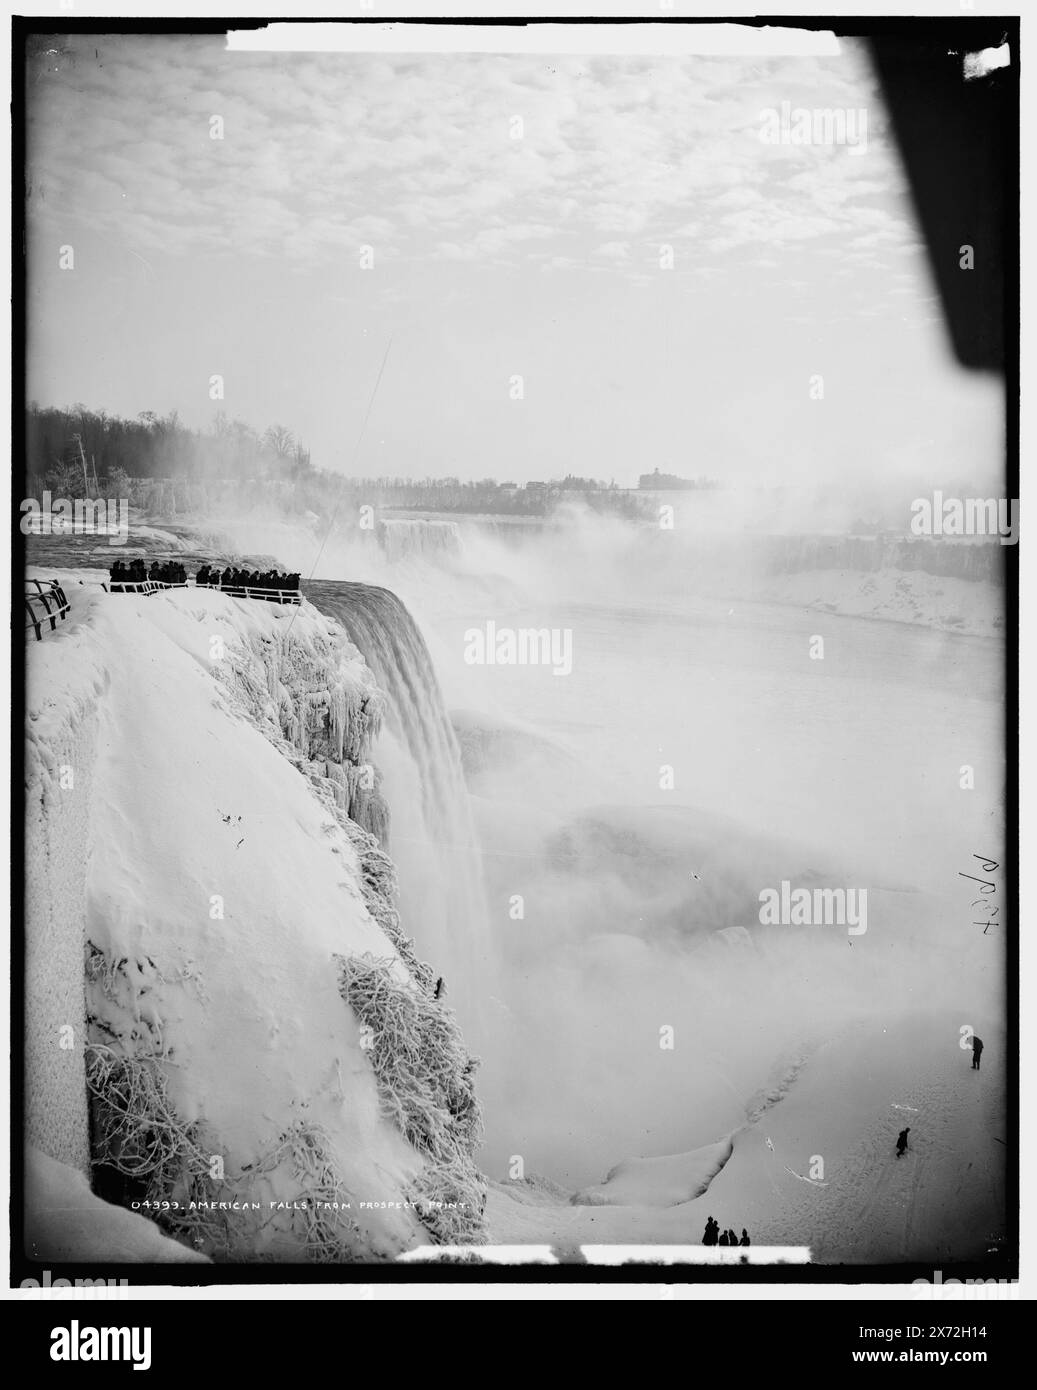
[263,424,295,460]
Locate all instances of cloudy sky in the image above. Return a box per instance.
[26,29,1001,487]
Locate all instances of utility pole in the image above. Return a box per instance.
[73,434,88,495]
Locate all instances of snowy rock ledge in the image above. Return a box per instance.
[25,580,484,1262]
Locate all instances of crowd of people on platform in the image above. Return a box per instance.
[109,559,187,586]
[702,1217,751,1247]
[108,560,300,600]
[109,558,298,592]
[196,565,300,594]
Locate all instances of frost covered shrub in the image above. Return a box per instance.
[85,948,224,1249]
[85,1043,226,1250]
[86,1044,371,1261]
[86,946,371,1262]
[244,1121,367,1263]
[336,953,485,1244]
[409,1159,487,1246]
[339,822,436,993]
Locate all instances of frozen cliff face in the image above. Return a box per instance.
[211,610,391,844]
[25,578,484,1261]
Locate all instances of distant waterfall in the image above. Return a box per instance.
[378,518,462,564]
[756,535,1004,584]
[304,580,489,998]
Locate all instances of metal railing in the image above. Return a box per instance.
[195,583,301,605]
[108,578,301,604]
[108,580,188,594]
[25,578,71,640]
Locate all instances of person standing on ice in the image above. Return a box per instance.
[740,1229,750,1246]
[972,1036,984,1070]
[718,1228,729,1246]
[895,1127,910,1158]
[702,1216,718,1245]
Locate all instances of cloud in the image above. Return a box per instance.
[594,241,631,261]
[26,34,919,286]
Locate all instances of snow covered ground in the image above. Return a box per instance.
[24,573,468,1261]
[487,1010,1006,1264]
[756,567,1004,639]
[25,1148,211,1264]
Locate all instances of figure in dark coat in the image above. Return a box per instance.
[740,1229,750,1246]
[972,1036,984,1070]
[895,1126,910,1158]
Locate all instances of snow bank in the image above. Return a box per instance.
[691,1011,1007,1263]
[24,1148,210,1264]
[26,578,484,1260]
[756,567,1003,638]
[486,1011,1006,1264]
[572,1140,733,1208]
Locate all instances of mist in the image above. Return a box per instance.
[199,502,1003,1191]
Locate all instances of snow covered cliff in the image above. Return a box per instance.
[24,576,484,1262]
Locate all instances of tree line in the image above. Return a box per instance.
[24,403,313,502]
[23,402,671,522]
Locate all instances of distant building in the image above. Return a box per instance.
[637,468,710,491]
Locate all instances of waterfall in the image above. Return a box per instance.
[755,534,1005,584]
[304,580,490,1006]
[377,518,461,564]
